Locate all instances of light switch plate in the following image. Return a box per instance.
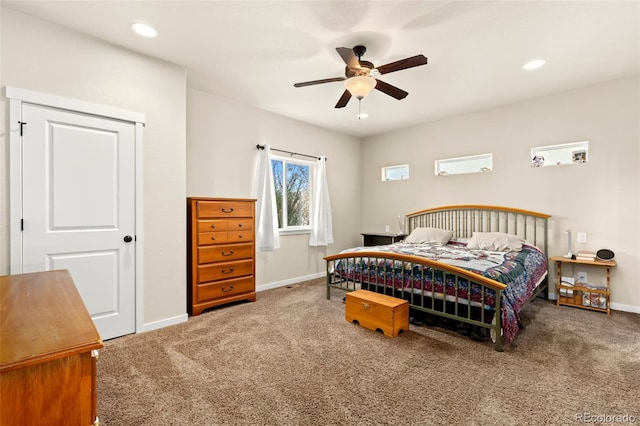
[577,232,587,243]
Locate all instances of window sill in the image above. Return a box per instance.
[279,229,311,236]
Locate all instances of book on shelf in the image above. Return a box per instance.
[561,276,575,286]
[576,250,596,261]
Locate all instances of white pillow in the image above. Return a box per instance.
[405,227,453,245]
[466,232,523,252]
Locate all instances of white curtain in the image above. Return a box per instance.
[254,145,280,251]
[309,156,334,247]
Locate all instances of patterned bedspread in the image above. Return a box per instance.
[333,241,548,343]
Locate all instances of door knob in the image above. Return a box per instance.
[124,235,133,243]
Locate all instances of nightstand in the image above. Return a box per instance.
[550,256,616,315]
[361,232,407,247]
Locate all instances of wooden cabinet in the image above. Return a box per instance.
[361,232,407,247]
[1,270,103,426]
[551,256,616,315]
[188,197,257,316]
[345,289,409,337]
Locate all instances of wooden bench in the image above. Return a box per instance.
[345,289,409,337]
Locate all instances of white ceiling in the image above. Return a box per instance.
[3,1,639,138]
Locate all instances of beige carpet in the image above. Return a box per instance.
[98,278,640,425]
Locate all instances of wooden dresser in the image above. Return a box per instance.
[0,270,103,426]
[187,197,257,316]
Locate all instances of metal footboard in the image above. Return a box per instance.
[325,252,506,351]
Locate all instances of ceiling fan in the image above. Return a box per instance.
[294,45,428,108]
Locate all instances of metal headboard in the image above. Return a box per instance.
[406,205,551,256]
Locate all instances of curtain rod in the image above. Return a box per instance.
[256,144,325,161]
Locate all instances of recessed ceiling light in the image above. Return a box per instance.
[131,22,158,38]
[523,59,546,70]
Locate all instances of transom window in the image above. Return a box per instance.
[382,164,410,181]
[271,156,313,231]
[435,153,493,176]
[531,141,588,167]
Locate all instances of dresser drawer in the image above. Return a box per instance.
[198,243,253,263]
[227,230,253,243]
[197,201,254,219]
[198,259,254,283]
[198,231,229,245]
[227,219,253,231]
[197,276,254,302]
[198,220,228,233]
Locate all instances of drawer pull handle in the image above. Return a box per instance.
[238,224,243,228]
[222,285,234,292]
[222,268,234,274]
[210,224,216,229]
[238,235,243,239]
[362,302,370,310]
[222,208,234,213]
[210,236,216,241]
[222,250,234,256]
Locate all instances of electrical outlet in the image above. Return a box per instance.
[576,271,588,284]
[577,232,587,243]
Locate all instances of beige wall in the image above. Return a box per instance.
[187,88,362,286]
[0,8,188,326]
[2,6,636,333]
[361,76,640,311]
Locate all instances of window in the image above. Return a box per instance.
[271,156,313,231]
[531,141,588,167]
[435,153,493,176]
[382,164,409,181]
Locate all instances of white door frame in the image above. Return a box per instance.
[7,85,145,335]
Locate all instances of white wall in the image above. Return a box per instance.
[361,76,640,311]
[0,8,188,326]
[187,88,362,286]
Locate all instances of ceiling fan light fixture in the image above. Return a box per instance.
[344,76,377,99]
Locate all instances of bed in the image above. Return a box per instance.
[325,205,551,351]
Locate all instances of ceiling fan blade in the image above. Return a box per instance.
[336,47,360,69]
[294,77,345,88]
[376,55,428,75]
[335,90,352,108]
[374,79,409,100]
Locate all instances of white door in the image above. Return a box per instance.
[20,103,136,340]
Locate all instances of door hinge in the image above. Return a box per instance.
[18,121,27,136]
[20,219,24,231]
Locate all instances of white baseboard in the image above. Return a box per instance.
[257,271,325,292]
[610,302,640,314]
[135,274,324,335]
[548,292,640,314]
[140,313,188,333]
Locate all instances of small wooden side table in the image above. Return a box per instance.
[550,256,616,315]
[361,232,407,247]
